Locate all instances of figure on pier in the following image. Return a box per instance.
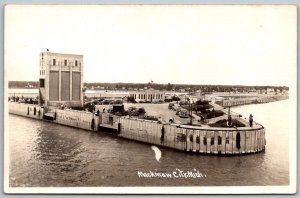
[249,114,253,127]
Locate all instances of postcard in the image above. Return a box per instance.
[4,4,297,194]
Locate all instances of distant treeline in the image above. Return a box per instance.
[9,81,289,92]
[9,81,39,88]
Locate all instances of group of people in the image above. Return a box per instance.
[227,113,254,127]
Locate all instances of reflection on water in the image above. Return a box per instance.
[9,100,289,187]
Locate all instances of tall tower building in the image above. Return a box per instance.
[39,51,84,107]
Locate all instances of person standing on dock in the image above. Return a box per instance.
[249,114,253,127]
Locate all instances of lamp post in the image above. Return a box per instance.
[228,102,231,119]
[190,101,194,125]
[188,97,194,125]
[227,102,232,126]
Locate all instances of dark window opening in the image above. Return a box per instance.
[64,60,67,66]
[226,137,229,144]
[204,137,207,145]
[53,59,56,65]
[236,132,241,149]
[211,137,214,145]
[39,79,45,88]
[75,60,78,66]
[196,136,200,144]
[189,135,193,142]
[218,136,222,145]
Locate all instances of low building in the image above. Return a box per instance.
[85,90,130,100]
[129,90,165,103]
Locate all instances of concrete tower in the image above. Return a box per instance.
[38,50,84,108]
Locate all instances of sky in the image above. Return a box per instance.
[5,5,297,86]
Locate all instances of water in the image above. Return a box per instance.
[8,100,290,187]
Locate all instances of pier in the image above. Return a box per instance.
[216,94,289,107]
[8,101,266,155]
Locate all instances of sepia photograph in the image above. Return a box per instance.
[4,4,297,194]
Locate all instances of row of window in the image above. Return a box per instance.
[130,93,164,100]
[40,70,45,75]
[52,59,81,67]
[189,135,230,145]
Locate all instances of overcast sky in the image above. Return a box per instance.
[5,5,296,86]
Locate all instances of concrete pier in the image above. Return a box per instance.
[8,102,266,155]
[216,95,289,107]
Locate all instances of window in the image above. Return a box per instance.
[53,59,56,65]
[218,136,222,145]
[75,60,78,66]
[189,135,193,142]
[211,137,214,145]
[64,60,67,66]
[203,137,207,145]
[39,79,45,88]
[226,136,229,144]
[196,136,200,144]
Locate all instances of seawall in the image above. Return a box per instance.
[8,102,266,155]
[216,95,289,107]
[118,118,265,154]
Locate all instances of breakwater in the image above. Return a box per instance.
[8,102,266,155]
[119,118,265,154]
[216,95,288,107]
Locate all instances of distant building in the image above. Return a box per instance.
[8,88,39,98]
[85,90,129,100]
[38,51,84,107]
[129,90,165,102]
[267,88,275,94]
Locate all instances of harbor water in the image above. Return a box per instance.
[8,100,289,187]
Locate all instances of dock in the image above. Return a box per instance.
[9,101,266,155]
